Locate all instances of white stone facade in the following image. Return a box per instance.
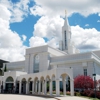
[0,13,100,96]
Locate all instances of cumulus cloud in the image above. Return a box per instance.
[0,4,11,21]
[0,0,30,23]
[22,35,27,42]
[47,37,59,48]
[29,36,46,47]
[0,4,27,61]
[0,0,100,62]
[29,36,59,48]
[85,24,89,27]
[30,15,100,52]
[33,16,63,39]
[29,0,100,52]
[30,0,100,17]
[71,25,100,51]
[97,20,100,22]
[30,15,63,48]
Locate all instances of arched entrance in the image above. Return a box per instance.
[34,77,38,93]
[5,76,14,93]
[21,78,26,94]
[52,74,56,95]
[46,75,50,94]
[28,78,32,94]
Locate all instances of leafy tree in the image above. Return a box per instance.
[74,75,94,90]
[4,64,7,72]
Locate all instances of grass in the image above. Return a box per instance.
[77,96,99,100]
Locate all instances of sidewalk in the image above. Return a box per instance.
[56,96,90,100]
[0,94,90,100]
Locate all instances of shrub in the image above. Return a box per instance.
[96,91,100,99]
[81,90,100,99]
[74,75,94,90]
[88,90,95,98]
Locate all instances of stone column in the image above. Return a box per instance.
[44,80,47,95]
[3,81,5,92]
[56,79,60,96]
[63,79,66,96]
[32,81,34,94]
[35,81,37,93]
[49,79,52,96]
[42,81,44,94]
[70,78,74,96]
[27,82,30,94]
[13,81,16,93]
[26,82,28,94]
[19,81,21,94]
[0,84,1,93]
[38,81,41,94]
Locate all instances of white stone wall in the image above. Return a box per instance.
[51,61,95,79]
[4,61,25,72]
[24,45,66,73]
[95,63,100,80]
[39,52,49,72]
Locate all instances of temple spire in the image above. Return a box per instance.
[64,10,69,26]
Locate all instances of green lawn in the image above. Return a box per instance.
[78,96,99,100]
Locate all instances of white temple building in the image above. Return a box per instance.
[0,12,100,96]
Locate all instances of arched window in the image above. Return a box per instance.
[34,54,39,73]
[6,76,14,82]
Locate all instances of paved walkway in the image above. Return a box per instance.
[0,94,90,100]
[56,96,90,100]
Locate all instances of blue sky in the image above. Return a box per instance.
[0,0,100,61]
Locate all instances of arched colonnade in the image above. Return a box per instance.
[1,68,74,96]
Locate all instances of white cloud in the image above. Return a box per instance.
[29,36,59,49]
[0,4,27,61]
[97,20,100,22]
[30,0,100,52]
[33,16,63,40]
[0,4,11,21]
[47,37,59,48]
[71,25,100,51]
[98,13,100,16]
[85,24,89,27]
[0,0,100,61]
[22,35,27,41]
[30,0,100,17]
[30,12,100,52]
[0,0,30,23]
[29,36,46,47]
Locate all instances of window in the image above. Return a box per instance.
[64,31,67,48]
[6,76,14,82]
[84,68,87,76]
[34,54,39,73]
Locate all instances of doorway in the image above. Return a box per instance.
[5,76,14,93]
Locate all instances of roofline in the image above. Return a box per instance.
[48,45,67,55]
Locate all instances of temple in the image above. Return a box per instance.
[0,12,100,96]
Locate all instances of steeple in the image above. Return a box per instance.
[59,10,80,54]
[59,10,71,52]
[64,10,69,26]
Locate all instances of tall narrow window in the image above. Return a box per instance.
[84,69,87,76]
[64,31,67,48]
[34,54,39,73]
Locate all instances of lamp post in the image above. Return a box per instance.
[92,73,96,99]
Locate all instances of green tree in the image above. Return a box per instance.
[4,64,7,72]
